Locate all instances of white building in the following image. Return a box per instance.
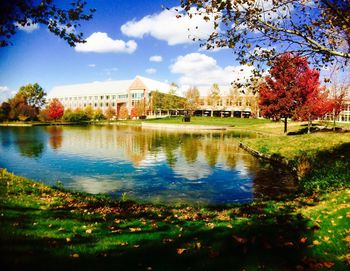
[47,76,172,114]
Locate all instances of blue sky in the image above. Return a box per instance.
[0,0,344,102]
[0,0,247,101]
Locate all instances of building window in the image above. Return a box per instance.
[112,102,115,106]
[112,95,116,99]
[106,95,109,100]
[95,96,98,100]
[100,103,103,107]
[94,103,97,107]
[105,103,109,107]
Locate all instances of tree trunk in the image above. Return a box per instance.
[284,117,288,134]
[307,116,312,134]
[211,110,213,117]
[333,108,336,131]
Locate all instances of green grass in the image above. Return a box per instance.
[142,116,271,127]
[241,132,350,195]
[1,169,349,270]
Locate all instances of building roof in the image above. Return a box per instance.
[47,76,171,98]
[135,76,171,92]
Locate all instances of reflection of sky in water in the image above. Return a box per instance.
[0,125,296,205]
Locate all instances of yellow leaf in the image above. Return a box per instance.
[129,227,141,232]
[85,229,92,234]
[71,253,79,258]
[313,240,321,245]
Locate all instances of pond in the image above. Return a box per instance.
[0,125,296,205]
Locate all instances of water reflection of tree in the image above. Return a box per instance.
[181,134,200,164]
[204,139,219,167]
[45,126,63,150]
[13,127,45,158]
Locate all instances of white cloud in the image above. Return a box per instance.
[145,68,157,74]
[15,19,39,33]
[0,86,16,102]
[149,55,163,62]
[88,64,96,68]
[75,32,137,53]
[170,53,255,94]
[121,7,216,45]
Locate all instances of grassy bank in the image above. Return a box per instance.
[240,132,350,195]
[0,169,349,270]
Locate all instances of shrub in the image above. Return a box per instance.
[93,108,105,121]
[38,108,52,122]
[62,109,89,122]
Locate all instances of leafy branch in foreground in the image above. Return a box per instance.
[179,0,350,80]
[0,0,95,47]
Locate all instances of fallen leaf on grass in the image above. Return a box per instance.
[284,241,294,247]
[233,235,247,244]
[129,227,141,232]
[344,253,350,264]
[85,229,92,234]
[313,240,321,246]
[206,223,215,229]
[116,242,128,246]
[71,253,79,258]
[343,235,350,247]
[176,248,186,255]
[299,237,308,244]
[162,238,174,243]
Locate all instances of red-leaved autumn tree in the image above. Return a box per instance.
[259,53,322,133]
[48,98,64,121]
[295,89,333,134]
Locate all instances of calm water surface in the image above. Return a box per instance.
[0,125,296,205]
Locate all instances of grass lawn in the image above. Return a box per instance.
[1,169,349,270]
[117,116,313,136]
[1,118,350,270]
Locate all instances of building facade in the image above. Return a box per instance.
[48,76,260,118]
[47,76,171,115]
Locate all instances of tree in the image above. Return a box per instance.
[84,105,94,119]
[207,83,221,116]
[92,108,105,121]
[17,83,46,110]
[0,102,11,121]
[0,0,95,47]
[259,53,318,133]
[134,100,147,117]
[105,106,116,120]
[327,65,349,130]
[150,91,163,115]
[38,107,51,121]
[8,94,36,121]
[180,0,350,79]
[118,105,129,119]
[48,98,64,120]
[295,88,333,134]
[184,86,200,115]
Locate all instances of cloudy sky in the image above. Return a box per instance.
[2,0,342,102]
[0,0,260,101]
